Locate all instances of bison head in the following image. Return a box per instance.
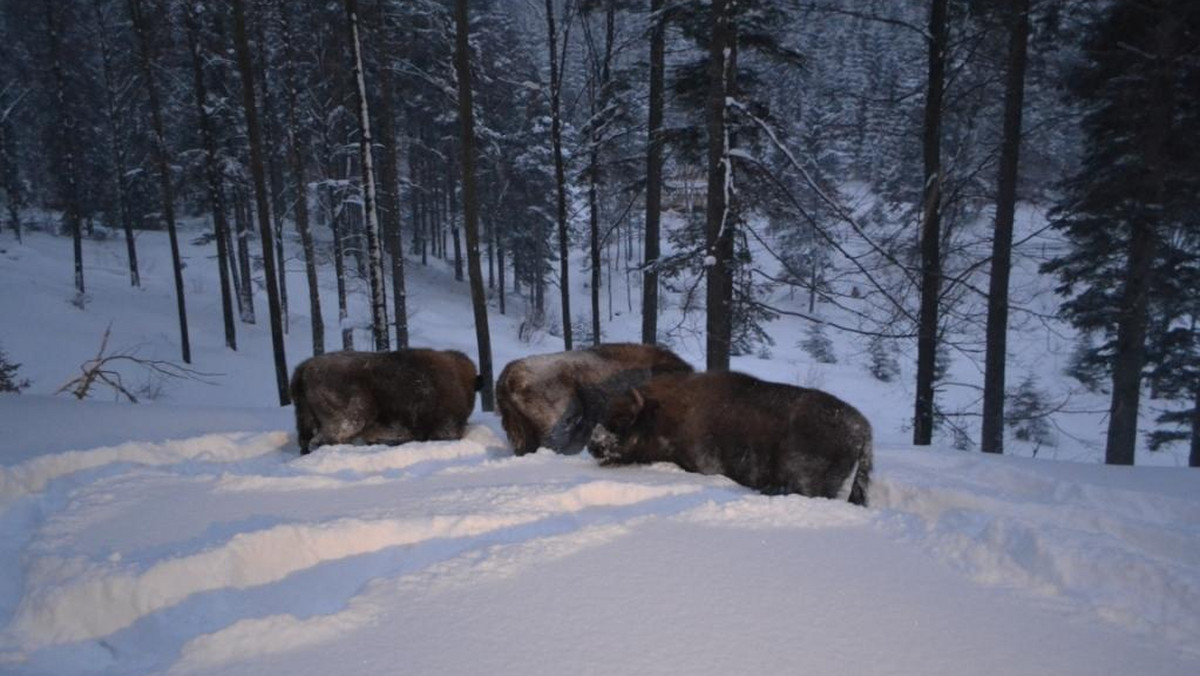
[588,387,656,464]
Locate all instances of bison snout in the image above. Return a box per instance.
[588,424,620,462]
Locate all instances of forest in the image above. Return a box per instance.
[0,0,1197,467]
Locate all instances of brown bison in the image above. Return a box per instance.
[496,343,694,456]
[290,349,479,454]
[588,371,873,506]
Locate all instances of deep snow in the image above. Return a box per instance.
[1,224,1198,674]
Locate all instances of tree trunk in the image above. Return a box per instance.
[545,0,573,350]
[225,202,244,318]
[498,229,507,315]
[255,14,289,335]
[280,2,324,355]
[234,187,256,323]
[704,0,735,372]
[372,0,408,349]
[129,0,191,364]
[641,0,665,345]
[0,119,21,243]
[44,0,84,295]
[93,0,138,287]
[232,0,290,404]
[343,0,390,351]
[981,0,1030,455]
[1190,384,1200,468]
[448,157,464,281]
[329,184,353,350]
[185,1,237,351]
[913,0,948,446]
[454,0,495,411]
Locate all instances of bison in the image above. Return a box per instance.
[588,371,873,506]
[290,348,479,454]
[496,343,694,456]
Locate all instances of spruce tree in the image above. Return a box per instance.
[1044,0,1200,465]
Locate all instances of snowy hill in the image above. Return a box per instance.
[1,226,1198,674]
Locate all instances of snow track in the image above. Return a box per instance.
[0,421,1197,675]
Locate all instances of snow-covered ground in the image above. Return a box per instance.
[1,223,1198,674]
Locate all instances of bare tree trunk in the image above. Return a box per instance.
[280,2,324,355]
[93,0,138,287]
[372,0,408,349]
[252,10,289,334]
[0,118,21,243]
[185,1,237,351]
[44,0,84,295]
[454,0,495,411]
[234,186,256,323]
[129,0,190,363]
[981,0,1030,455]
[1190,384,1200,468]
[225,202,244,317]
[704,0,735,371]
[641,0,665,345]
[545,0,573,350]
[232,0,290,404]
[329,184,353,350]
[343,0,389,351]
[913,0,948,446]
[498,228,507,315]
[448,157,463,281]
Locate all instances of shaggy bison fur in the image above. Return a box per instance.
[290,349,479,454]
[588,371,873,505]
[496,343,693,455]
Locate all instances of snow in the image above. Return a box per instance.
[1,225,1198,674]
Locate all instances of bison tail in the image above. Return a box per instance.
[847,434,873,507]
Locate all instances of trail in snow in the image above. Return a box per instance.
[0,409,1196,675]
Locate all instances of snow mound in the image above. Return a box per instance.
[872,448,1200,653]
[0,431,290,509]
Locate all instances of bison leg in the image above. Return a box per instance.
[428,419,467,441]
[294,400,318,455]
[360,422,416,447]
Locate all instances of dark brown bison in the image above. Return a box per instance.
[496,343,694,456]
[290,348,479,454]
[588,371,873,506]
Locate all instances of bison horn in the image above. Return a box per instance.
[630,387,645,413]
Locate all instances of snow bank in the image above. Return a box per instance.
[0,431,290,509]
[872,447,1200,653]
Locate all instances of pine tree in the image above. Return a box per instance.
[1044,0,1200,465]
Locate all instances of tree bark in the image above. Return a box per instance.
[280,1,324,355]
[981,0,1030,455]
[343,0,390,351]
[44,0,84,295]
[0,119,21,243]
[254,13,289,334]
[913,0,948,446]
[232,0,290,404]
[545,0,573,350]
[93,0,138,287]
[129,0,191,364]
[329,183,353,350]
[454,0,495,411]
[185,1,237,351]
[448,157,464,282]
[372,0,408,348]
[233,186,256,323]
[641,0,665,345]
[704,0,735,371]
